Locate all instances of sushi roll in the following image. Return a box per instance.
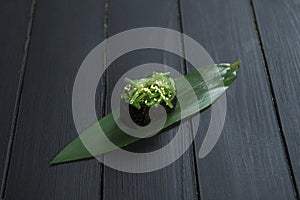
[120,72,177,127]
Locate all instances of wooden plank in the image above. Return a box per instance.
[3,0,105,199]
[103,0,198,199]
[180,0,297,199]
[0,0,33,192]
[252,0,300,194]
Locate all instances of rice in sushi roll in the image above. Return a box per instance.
[120,72,177,127]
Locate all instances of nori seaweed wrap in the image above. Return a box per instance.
[120,72,177,127]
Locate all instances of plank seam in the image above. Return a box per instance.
[250,0,300,198]
[100,0,109,199]
[177,0,201,199]
[0,0,37,198]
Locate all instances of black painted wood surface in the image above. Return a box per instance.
[252,0,300,194]
[103,0,198,199]
[180,0,297,199]
[0,0,299,199]
[0,0,33,193]
[3,0,105,199]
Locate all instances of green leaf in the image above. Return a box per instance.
[51,61,240,164]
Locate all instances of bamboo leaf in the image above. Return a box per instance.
[51,61,240,164]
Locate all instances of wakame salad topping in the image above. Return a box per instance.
[121,72,176,110]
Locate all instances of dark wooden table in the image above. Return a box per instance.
[1,0,300,199]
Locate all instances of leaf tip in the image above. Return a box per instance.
[230,60,241,70]
[50,151,68,165]
[50,155,60,165]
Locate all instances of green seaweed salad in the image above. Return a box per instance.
[121,72,177,110]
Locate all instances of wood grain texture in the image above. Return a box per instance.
[0,0,32,191]
[252,0,300,193]
[103,0,198,199]
[180,0,297,199]
[1,0,298,199]
[3,0,105,199]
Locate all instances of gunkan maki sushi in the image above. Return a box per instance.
[120,72,177,127]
